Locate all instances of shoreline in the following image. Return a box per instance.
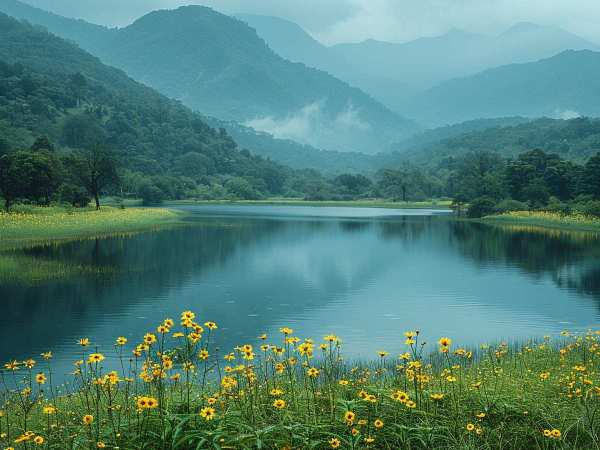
[482,211,600,233]
[165,198,453,210]
[0,206,187,251]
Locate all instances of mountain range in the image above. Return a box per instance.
[240,15,600,120]
[409,50,600,126]
[0,11,293,193]
[0,0,416,154]
[4,0,600,166]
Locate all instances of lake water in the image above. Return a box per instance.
[2,205,600,378]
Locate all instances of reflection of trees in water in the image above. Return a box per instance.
[338,220,373,233]
[449,221,600,305]
[376,216,431,241]
[0,219,286,355]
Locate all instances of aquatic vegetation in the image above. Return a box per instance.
[1,312,599,449]
[486,210,600,232]
[0,206,182,250]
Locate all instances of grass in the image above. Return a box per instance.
[168,198,453,210]
[484,211,600,233]
[1,312,598,450]
[0,205,185,251]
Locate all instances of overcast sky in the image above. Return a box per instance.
[21,0,600,45]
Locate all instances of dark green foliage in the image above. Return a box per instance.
[467,196,496,218]
[445,148,600,215]
[581,153,600,198]
[139,181,165,206]
[403,117,600,168]
[0,2,416,153]
[0,13,335,202]
[65,147,119,210]
[224,177,261,200]
[0,149,61,209]
[57,183,91,207]
[334,173,372,197]
[375,168,443,202]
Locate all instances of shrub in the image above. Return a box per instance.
[467,196,496,218]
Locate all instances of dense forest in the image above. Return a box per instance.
[0,13,337,207]
[2,12,600,216]
[402,117,600,165]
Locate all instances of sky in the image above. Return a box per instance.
[21,0,600,45]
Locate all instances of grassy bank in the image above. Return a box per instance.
[484,211,600,233]
[168,198,453,210]
[2,311,598,449]
[0,206,184,250]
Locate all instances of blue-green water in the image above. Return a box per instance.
[1,205,600,378]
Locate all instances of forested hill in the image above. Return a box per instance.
[0,1,417,154]
[0,13,294,198]
[401,117,600,166]
[0,0,111,53]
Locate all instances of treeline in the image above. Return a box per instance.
[444,149,600,217]
[0,134,444,209]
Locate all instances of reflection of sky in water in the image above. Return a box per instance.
[1,205,600,384]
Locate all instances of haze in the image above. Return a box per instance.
[18,0,600,45]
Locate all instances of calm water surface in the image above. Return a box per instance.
[2,205,600,378]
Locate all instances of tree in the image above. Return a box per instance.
[0,150,61,209]
[467,197,496,218]
[57,184,91,207]
[582,153,600,199]
[334,174,372,197]
[224,177,259,200]
[30,136,55,153]
[450,194,468,217]
[61,114,105,149]
[0,154,25,210]
[67,147,119,209]
[139,181,165,206]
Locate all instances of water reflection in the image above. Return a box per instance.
[1,206,599,381]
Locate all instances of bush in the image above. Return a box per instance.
[139,182,165,206]
[467,196,496,218]
[577,200,600,217]
[57,183,91,207]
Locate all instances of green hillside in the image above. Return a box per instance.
[0,13,297,200]
[0,1,416,154]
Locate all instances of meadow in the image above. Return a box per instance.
[0,206,184,251]
[1,310,598,450]
[485,211,600,233]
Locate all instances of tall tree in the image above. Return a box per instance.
[582,153,600,199]
[67,146,119,209]
[0,150,61,209]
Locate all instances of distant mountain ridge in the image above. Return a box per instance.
[408,50,600,126]
[0,1,416,154]
[331,22,599,91]
[239,14,599,115]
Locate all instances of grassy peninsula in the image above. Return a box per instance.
[0,206,184,250]
[484,211,600,233]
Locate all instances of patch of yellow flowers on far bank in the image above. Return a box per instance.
[0,206,178,242]
[491,210,600,227]
[1,310,599,449]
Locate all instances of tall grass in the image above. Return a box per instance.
[486,211,600,232]
[1,311,598,449]
[0,206,182,250]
